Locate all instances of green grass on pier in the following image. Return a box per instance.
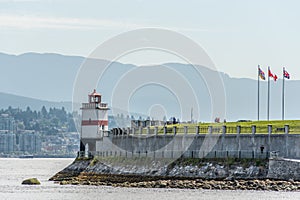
[150,120,300,134]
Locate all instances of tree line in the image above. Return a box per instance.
[0,106,76,133]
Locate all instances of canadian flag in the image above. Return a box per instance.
[268,69,278,81]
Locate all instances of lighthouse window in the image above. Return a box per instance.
[102,125,104,130]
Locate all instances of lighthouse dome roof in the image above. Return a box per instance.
[89,89,101,97]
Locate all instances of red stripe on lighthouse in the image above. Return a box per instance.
[81,120,108,126]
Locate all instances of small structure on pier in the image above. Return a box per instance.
[80,89,109,152]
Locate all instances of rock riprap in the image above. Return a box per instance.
[49,157,300,191]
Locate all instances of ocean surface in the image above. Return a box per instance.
[0,158,299,200]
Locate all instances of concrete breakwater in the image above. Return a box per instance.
[90,134,300,159]
[50,157,300,191]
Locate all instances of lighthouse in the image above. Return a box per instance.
[80,89,109,152]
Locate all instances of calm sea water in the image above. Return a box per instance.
[0,158,299,200]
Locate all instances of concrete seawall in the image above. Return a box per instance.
[95,134,300,159]
[60,131,300,189]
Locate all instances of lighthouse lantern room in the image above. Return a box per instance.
[80,89,109,152]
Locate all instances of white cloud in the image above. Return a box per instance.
[0,0,59,2]
[0,14,215,33]
[0,14,141,30]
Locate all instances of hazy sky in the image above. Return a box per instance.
[0,0,299,80]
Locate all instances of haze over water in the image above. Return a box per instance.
[0,158,298,200]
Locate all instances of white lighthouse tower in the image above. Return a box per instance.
[80,89,109,152]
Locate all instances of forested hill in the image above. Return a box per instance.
[0,106,76,133]
[0,92,71,112]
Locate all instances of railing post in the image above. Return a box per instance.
[284,125,289,157]
[208,126,212,134]
[155,126,158,135]
[236,126,241,153]
[267,125,272,152]
[237,125,241,134]
[284,125,289,134]
[251,125,256,135]
[184,126,188,135]
[147,126,150,135]
[132,127,135,135]
[139,126,142,135]
[196,126,199,135]
[173,126,177,135]
[222,125,226,135]
[268,125,272,135]
[164,126,167,135]
[251,125,256,158]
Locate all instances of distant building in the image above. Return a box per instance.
[0,133,16,153]
[0,114,16,133]
[0,115,42,153]
[0,114,17,154]
[17,131,41,153]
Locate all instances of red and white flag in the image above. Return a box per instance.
[268,69,277,81]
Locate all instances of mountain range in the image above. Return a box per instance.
[0,52,299,122]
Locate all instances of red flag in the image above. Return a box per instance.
[268,69,277,82]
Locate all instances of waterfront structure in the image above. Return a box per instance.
[91,124,300,159]
[77,90,299,160]
[80,89,109,152]
[0,112,42,155]
[0,114,16,133]
[0,130,41,155]
[0,133,15,153]
[17,131,41,153]
[0,114,17,153]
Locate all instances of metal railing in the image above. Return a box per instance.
[77,150,270,160]
[111,124,297,136]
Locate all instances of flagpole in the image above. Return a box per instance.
[257,65,260,121]
[267,66,270,121]
[282,67,285,120]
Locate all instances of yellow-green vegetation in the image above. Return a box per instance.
[75,156,91,161]
[90,158,98,166]
[152,120,300,135]
[21,178,41,185]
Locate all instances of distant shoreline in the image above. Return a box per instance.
[0,155,76,159]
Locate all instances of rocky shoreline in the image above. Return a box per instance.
[58,176,300,191]
[50,157,300,191]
